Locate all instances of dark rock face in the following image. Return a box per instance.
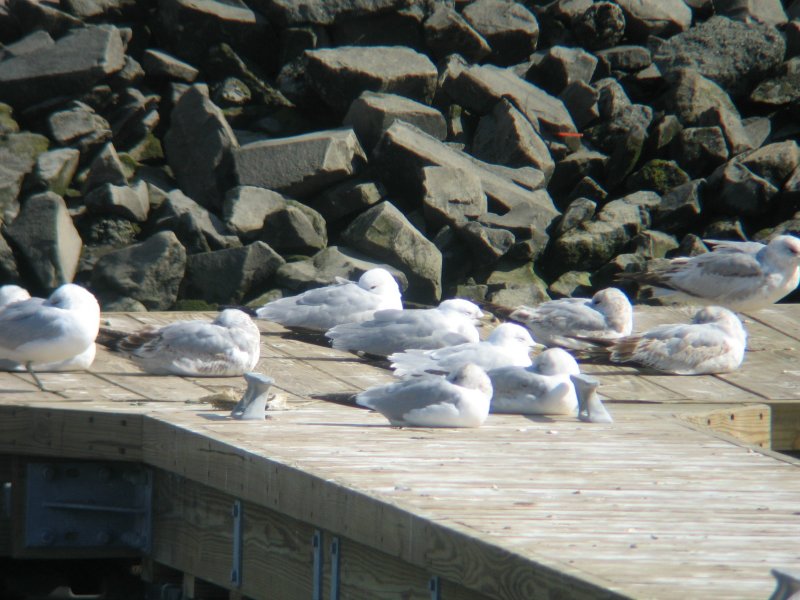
[0,3,798,310]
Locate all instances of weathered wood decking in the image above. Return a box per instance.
[1,305,799,599]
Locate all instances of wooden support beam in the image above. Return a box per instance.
[771,403,800,451]
[679,404,771,448]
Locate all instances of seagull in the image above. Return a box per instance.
[618,235,800,311]
[389,322,537,377]
[255,268,402,332]
[103,309,261,376]
[510,288,633,350]
[0,284,30,306]
[583,306,747,375]
[325,298,483,357]
[488,348,581,415]
[571,374,613,423]
[230,372,276,420]
[0,284,100,390]
[355,363,493,427]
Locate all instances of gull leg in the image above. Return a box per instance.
[25,362,46,392]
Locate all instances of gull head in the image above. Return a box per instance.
[447,363,493,397]
[487,322,537,350]
[692,306,747,342]
[767,235,800,265]
[437,298,484,321]
[46,284,100,316]
[214,308,259,331]
[591,287,633,334]
[0,284,30,307]
[358,268,401,298]
[533,348,581,376]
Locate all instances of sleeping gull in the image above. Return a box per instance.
[325,298,483,357]
[571,374,613,423]
[0,284,30,306]
[488,348,581,415]
[0,283,100,389]
[584,306,747,375]
[256,267,402,331]
[356,363,493,427]
[510,287,632,350]
[389,322,536,377]
[618,234,800,311]
[104,309,260,376]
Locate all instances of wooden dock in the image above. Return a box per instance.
[1,305,799,599]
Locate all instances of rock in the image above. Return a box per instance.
[252,0,413,27]
[0,165,24,224]
[740,141,800,188]
[141,48,199,83]
[703,217,747,240]
[471,98,555,181]
[0,234,20,282]
[7,0,83,37]
[548,150,608,202]
[84,180,150,222]
[181,241,285,304]
[787,20,800,58]
[712,0,788,26]
[213,77,252,107]
[456,221,515,263]
[651,179,704,233]
[750,58,800,108]
[660,69,739,126]
[423,4,491,62]
[260,199,328,255]
[204,43,291,110]
[646,114,683,157]
[565,176,608,205]
[82,143,128,194]
[614,0,692,39]
[697,107,755,157]
[558,81,599,130]
[0,131,49,174]
[486,260,550,307]
[548,270,593,298]
[595,78,632,119]
[554,197,597,237]
[373,121,558,228]
[630,230,679,258]
[653,16,786,97]
[29,148,79,196]
[0,103,18,135]
[572,2,626,50]
[742,116,771,149]
[0,25,125,108]
[529,46,597,96]
[478,202,552,261]
[342,201,442,301]
[673,233,710,257]
[585,102,653,188]
[329,6,425,48]
[156,0,271,69]
[671,126,729,178]
[707,161,779,216]
[47,101,112,153]
[164,85,238,211]
[5,192,82,290]
[461,0,539,66]
[592,252,648,291]
[306,179,384,223]
[420,166,487,230]
[152,189,241,254]
[0,30,54,61]
[233,128,366,199]
[595,45,652,73]
[272,245,408,293]
[441,58,577,136]
[343,91,447,153]
[223,186,287,241]
[303,45,438,114]
[91,230,187,310]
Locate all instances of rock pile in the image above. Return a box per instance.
[1,0,799,310]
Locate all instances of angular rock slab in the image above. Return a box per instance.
[164,85,238,211]
[374,121,559,232]
[614,0,691,39]
[182,241,285,304]
[91,230,187,310]
[423,3,491,62]
[152,189,241,254]
[303,45,438,113]
[84,180,150,223]
[0,25,125,108]
[421,166,487,230]
[233,128,366,199]
[252,0,414,26]
[343,91,446,152]
[462,0,539,66]
[342,201,442,301]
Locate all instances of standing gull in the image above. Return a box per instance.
[584,306,747,375]
[356,363,493,428]
[325,298,483,357]
[0,284,100,389]
[618,235,800,311]
[488,348,581,415]
[571,374,613,423]
[389,322,537,377]
[510,288,632,350]
[104,309,260,376]
[256,268,402,331]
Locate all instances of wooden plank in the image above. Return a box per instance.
[678,404,771,448]
[770,403,800,451]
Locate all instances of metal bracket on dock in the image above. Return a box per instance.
[24,461,152,551]
[429,576,441,600]
[312,529,323,600]
[330,537,341,600]
[231,499,243,587]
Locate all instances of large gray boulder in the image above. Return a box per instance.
[713,0,788,26]
[423,3,491,62]
[47,101,111,154]
[152,189,241,254]
[84,181,150,223]
[420,166,487,230]
[303,45,438,113]
[660,69,739,126]
[461,0,539,66]
[223,186,287,241]
[91,230,187,310]
[306,179,385,223]
[5,192,82,290]
[614,0,692,39]
[342,201,442,301]
[233,129,367,198]
[250,0,414,26]
[164,85,238,211]
[654,16,786,97]
[0,25,125,108]
[181,241,285,304]
[260,199,328,255]
[30,148,79,196]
